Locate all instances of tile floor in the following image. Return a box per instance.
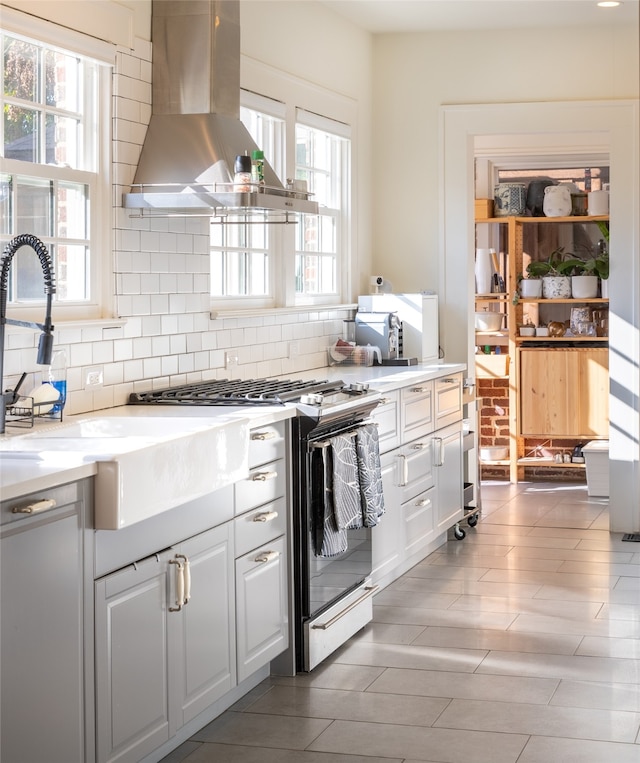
[163,480,640,763]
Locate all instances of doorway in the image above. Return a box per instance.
[440,100,640,533]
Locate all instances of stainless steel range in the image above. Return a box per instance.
[129,377,383,672]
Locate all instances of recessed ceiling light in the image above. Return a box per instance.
[597,2,621,7]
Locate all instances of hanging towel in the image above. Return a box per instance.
[330,432,363,531]
[318,444,348,558]
[356,423,386,527]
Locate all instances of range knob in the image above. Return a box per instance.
[300,393,324,405]
[345,382,369,394]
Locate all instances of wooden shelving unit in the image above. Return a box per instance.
[475,213,610,482]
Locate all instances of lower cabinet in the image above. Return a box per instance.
[433,422,464,534]
[1,480,90,763]
[94,522,234,763]
[235,535,288,683]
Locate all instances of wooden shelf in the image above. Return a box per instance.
[519,298,609,304]
[517,336,608,343]
[476,215,609,224]
[517,458,586,469]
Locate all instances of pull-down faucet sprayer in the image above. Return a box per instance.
[0,234,56,434]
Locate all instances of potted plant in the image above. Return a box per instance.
[527,247,573,299]
[518,267,543,298]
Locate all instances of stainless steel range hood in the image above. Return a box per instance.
[123,0,317,218]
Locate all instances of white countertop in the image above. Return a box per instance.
[0,362,465,502]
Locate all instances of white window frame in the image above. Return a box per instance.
[0,8,113,323]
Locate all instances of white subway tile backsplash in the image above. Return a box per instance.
[169,334,187,355]
[132,337,152,359]
[123,359,144,382]
[70,342,94,369]
[143,356,162,379]
[151,335,171,356]
[92,342,114,364]
[103,362,124,386]
[131,295,152,315]
[161,355,179,377]
[150,295,169,314]
[113,338,134,362]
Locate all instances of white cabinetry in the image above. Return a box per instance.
[371,371,464,590]
[94,521,234,763]
[1,480,91,763]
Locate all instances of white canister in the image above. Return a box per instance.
[543,185,572,217]
[475,248,495,295]
[588,190,609,216]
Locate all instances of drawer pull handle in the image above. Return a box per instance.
[441,378,458,384]
[411,386,429,393]
[411,442,428,450]
[380,397,391,405]
[397,454,408,486]
[416,498,431,507]
[251,470,277,482]
[251,430,276,441]
[255,550,279,564]
[311,585,379,630]
[253,510,279,523]
[12,498,56,514]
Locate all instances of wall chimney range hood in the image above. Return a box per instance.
[123,0,317,219]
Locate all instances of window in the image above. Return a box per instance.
[210,95,351,308]
[1,25,110,319]
[295,112,350,300]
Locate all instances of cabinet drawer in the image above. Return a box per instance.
[401,381,434,440]
[435,373,463,428]
[249,422,286,467]
[397,436,435,502]
[403,486,435,558]
[235,458,286,515]
[234,497,286,558]
[371,391,400,453]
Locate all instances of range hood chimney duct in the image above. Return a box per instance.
[123,0,317,217]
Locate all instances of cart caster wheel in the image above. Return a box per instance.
[467,513,479,528]
[453,526,466,540]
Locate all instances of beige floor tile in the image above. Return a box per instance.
[356,621,427,644]
[372,604,518,631]
[180,743,403,763]
[432,542,513,557]
[532,583,634,603]
[448,593,603,619]
[551,678,640,711]
[477,650,640,683]
[245,684,450,726]
[559,559,640,577]
[372,589,460,609]
[509,613,640,638]
[428,553,564,572]
[433,697,640,742]
[194,710,331,749]
[411,625,581,655]
[367,666,558,704]
[596,602,640,621]
[516,735,640,763]
[480,568,619,588]
[529,526,611,540]
[479,533,580,549]
[271,662,384,691]
[507,545,634,563]
[333,639,487,672]
[402,564,489,581]
[394,576,543,598]
[307,719,529,763]
[577,635,640,658]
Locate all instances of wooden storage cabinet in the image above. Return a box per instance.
[520,347,609,437]
[475,214,610,479]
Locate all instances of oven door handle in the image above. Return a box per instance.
[311,585,379,630]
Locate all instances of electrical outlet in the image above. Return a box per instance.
[84,366,104,389]
[225,352,238,369]
[288,341,300,359]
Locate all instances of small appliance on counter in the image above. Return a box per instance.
[354,312,401,363]
[357,292,439,363]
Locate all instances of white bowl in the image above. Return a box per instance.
[480,446,509,462]
[475,312,503,332]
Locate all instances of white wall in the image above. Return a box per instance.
[371,24,639,291]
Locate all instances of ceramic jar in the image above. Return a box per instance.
[494,183,526,217]
[588,190,609,216]
[542,275,572,299]
[543,185,572,217]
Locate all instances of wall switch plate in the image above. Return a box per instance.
[288,341,300,359]
[225,352,238,369]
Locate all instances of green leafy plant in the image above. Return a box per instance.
[526,247,575,278]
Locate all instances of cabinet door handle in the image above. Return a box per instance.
[253,510,278,523]
[251,470,277,482]
[251,430,276,441]
[12,498,56,514]
[433,436,444,466]
[168,558,184,612]
[255,550,279,564]
[175,554,191,603]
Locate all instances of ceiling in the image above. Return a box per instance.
[318,0,640,33]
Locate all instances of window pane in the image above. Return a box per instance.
[0,174,12,235]
[211,250,223,294]
[49,114,80,168]
[249,251,268,295]
[16,176,51,237]
[56,243,88,300]
[57,182,87,238]
[15,244,51,300]
[45,49,79,111]
[3,37,38,101]
[4,105,39,162]
[319,255,336,293]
